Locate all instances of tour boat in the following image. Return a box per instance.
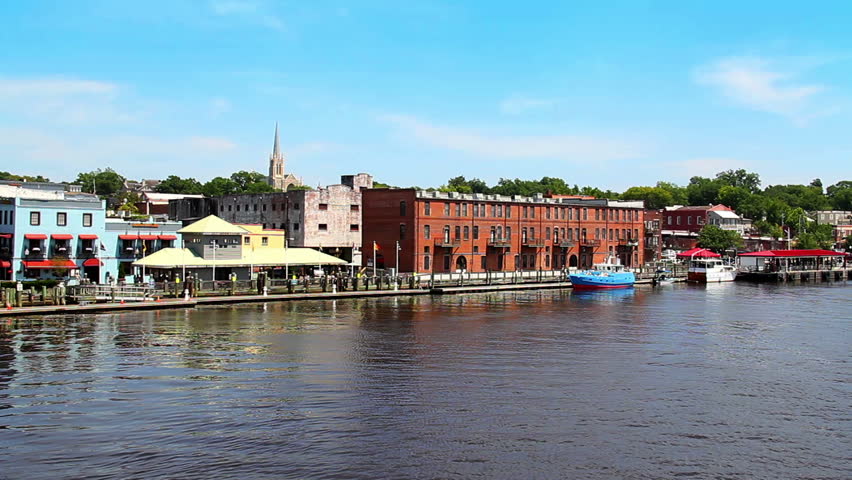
[687,257,737,283]
[569,258,635,290]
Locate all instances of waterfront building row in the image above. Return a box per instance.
[361,189,647,274]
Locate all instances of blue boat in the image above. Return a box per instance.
[569,258,635,290]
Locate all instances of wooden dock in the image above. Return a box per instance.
[737,268,851,283]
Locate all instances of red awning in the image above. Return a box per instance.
[79,234,99,240]
[22,260,77,269]
[0,233,11,239]
[159,235,177,241]
[82,258,102,267]
[676,248,721,258]
[0,260,10,268]
[24,233,48,240]
[119,234,139,240]
[139,235,159,241]
[51,234,74,240]
[738,249,846,258]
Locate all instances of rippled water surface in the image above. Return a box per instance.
[1,283,850,479]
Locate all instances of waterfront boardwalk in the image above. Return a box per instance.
[0,278,657,318]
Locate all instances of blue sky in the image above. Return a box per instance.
[1,1,851,190]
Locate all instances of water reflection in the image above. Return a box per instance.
[0,283,849,479]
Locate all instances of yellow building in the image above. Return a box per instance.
[133,215,345,280]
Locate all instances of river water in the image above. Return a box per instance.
[0,283,849,479]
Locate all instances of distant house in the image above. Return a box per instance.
[136,192,204,216]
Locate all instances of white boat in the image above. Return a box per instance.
[687,257,737,283]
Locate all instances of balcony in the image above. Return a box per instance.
[580,238,601,247]
[487,237,512,248]
[555,240,575,248]
[522,237,546,247]
[434,238,461,248]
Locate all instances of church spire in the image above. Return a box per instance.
[272,122,281,158]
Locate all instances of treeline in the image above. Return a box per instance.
[413,169,852,249]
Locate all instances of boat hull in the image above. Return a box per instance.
[569,273,635,290]
[687,270,737,283]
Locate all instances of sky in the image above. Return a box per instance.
[1,0,851,191]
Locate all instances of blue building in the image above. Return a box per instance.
[0,181,105,283]
[0,181,183,284]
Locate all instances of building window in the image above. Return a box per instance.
[424,255,431,270]
[82,213,92,227]
[425,246,430,254]
[462,203,468,216]
[272,204,276,211]
[220,205,225,212]
[595,209,600,221]
[424,225,431,239]
[497,205,503,217]
[444,203,450,216]
[546,207,551,220]
[228,205,232,212]
[236,205,240,212]
[455,203,461,216]
[473,226,479,239]
[293,223,300,231]
[350,224,359,232]
[481,256,487,270]
[244,237,250,245]
[523,206,528,218]
[30,211,40,226]
[545,255,550,268]
[400,201,407,216]
[319,203,328,211]
[444,255,451,270]
[454,226,461,240]
[319,224,328,231]
[262,204,267,211]
[676,217,681,225]
[530,207,535,219]
[688,216,692,225]
[506,226,511,239]
[294,203,300,210]
[351,204,359,212]
[400,223,406,240]
[473,245,479,254]
[463,226,469,240]
[424,201,431,215]
[56,212,67,226]
[546,227,551,240]
[582,208,587,220]
[506,206,511,218]
[261,237,269,246]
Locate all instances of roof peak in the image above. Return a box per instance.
[272,122,281,158]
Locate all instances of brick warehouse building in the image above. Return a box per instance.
[362,189,646,274]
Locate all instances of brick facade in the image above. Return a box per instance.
[362,189,646,274]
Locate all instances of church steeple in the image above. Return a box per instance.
[272,122,281,159]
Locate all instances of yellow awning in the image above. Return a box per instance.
[133,247,347,268]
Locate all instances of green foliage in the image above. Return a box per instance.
[752,220,784,238]
[826,180,852,210]
[229,170,267,191]
[1,279,60,289]
[116,191,141,214]
[201,177,238,197]
[697,225,744,252]
[156,175,203,194]
[0,171,50,182]
[686,176,721,206]
[795,223,835,249]
[716,185,751,212]
[373,181,393,188]
[655,181,688,205]
[285,184,313,191]
[715,169,761,193]
[74,168,125,197]
[763,184,831,211]
[621,186,673,209]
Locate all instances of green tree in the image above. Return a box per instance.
[715,169,761,193]
[244,181,276,194]
[717,185,752,212]
[795,223,835,249]
[230,171,268,191]
[74,168,126,197]
[826,180,852,210]
[655,181,688,205]
[621,186,673,209]
[697,225,744,252]
[0,171,50,182]
[686,176,721,206]
[155,175,203,194]
[201,177,238,197]
[752,219,784,238]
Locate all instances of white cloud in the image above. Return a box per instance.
[694,56,826,122]
[381,114,641,162]
[0,76,134,125]
[499,95,556,115]
[209,0,284,31]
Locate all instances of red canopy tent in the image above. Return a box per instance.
[676,248,721,259]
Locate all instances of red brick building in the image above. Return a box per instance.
[362,189,646,274]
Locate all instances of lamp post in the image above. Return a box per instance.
[211,240,217,286]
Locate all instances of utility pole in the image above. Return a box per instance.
[372,240,377,277]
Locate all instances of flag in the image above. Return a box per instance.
[373,241,381,251]
[99,242,106,251]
